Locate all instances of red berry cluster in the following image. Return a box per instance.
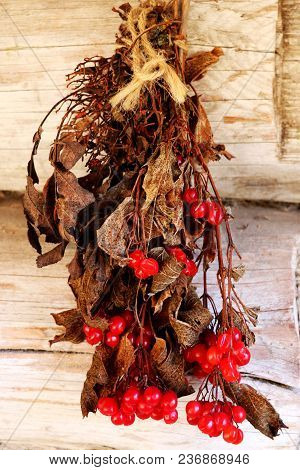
[166,246,198,277]
[182,188,224,226]
[83,309,134,348]
[184,328,251,383]
[186,400,245,444]
[97,386,178,426]
[127,325,154,350]
[128,250,159,279]
[83,324,103,345]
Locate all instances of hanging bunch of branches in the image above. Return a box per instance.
[24,0,286,444]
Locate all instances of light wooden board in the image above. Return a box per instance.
[0,196,299,449]
[0,352,299,450]
[0,0,299,200]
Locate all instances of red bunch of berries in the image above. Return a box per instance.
[185,328,251,383]
[186,399,245,444]
[127,325,154,350]
[83,324,103,345]
[128,250,159,279]
[182,188,224,226]
[166,246,198,277]
[97,386,178,426]
[83,309,134,348]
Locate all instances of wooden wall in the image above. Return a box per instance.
[0,0,299,201]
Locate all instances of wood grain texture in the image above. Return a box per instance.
[276,0,300,161]
[0,352,299,450]
[0,0,299,200]
[0,196,299,449]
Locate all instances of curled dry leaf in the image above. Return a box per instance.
[142,146,175,211]
[170,288,212,347]
[81,345,112,417]
[151,256,184,294]
[231,264,246,282]
[58,141,86,170]
[55,167,95,239]
[36,240,68,268]
[151,337,194,397]
[185,47,224,83]
[69,247,112,325]
[50,308,85,346]
[114,335,135,378]
[225,382,287,439]
[96,197,134,263]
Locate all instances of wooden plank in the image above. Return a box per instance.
[0,0,299,199]
[0,352,298,450]
[0,197,299,386]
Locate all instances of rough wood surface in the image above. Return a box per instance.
[0,0,299,200]
[0,196,299,449]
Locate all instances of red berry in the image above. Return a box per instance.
[187,415,199,426]
[144,386,162,407]
[135,258,159,279]
[135,409,151,420]
[182,188,199,204]
[214,412,231,432]
[177,154,184,165]
[123,386,141,409]
[164,409,178,424]
[167,246,187,263]
[198,414,215,434]
[234,346,251,366]
[206,346,222,366]
[206,201,224,226]
[186,401,202,419]
[190,344,207,363]
[151,405,164,421]
[128,250,145,268]
[97,397,118,416]
[110,315,126,335]
[203,330,217,347]
[86,330,103,345]
[222,402,233,416]
[162,390,178,412]
[232,405,246,423]
[201,402,214,416]
[135,334,152,350]
[123,413,135,426]
[201,360,215,374]
[127,332,136,345]
[137,398,153,414]
[233,428,244,445]
[193,364,207,379]
[111,410,124,425]
[83,324,91,336]
[220,356,239,383]
[228,327,242,344]
[223,424,238,443]
[122,309,134,327]
[182,259,198,277]
[190,201,207,219]
[142,325,153,338]
[105,331,120,348]
[134,266,149,279]
[217,332,231,354]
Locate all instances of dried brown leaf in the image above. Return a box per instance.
[185,48,224,83]
[55,168,95,238]
[50,308,85,345]
[59,141,85,170]
[96,197,133,264]
[231,264,246,282]
[81,345,112,417]
[36,241,68,268]
[115,335,135,377]
[151,256,184,294]
[142,146,174,211]
[225,382,287,439]
[151,338,194,397]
